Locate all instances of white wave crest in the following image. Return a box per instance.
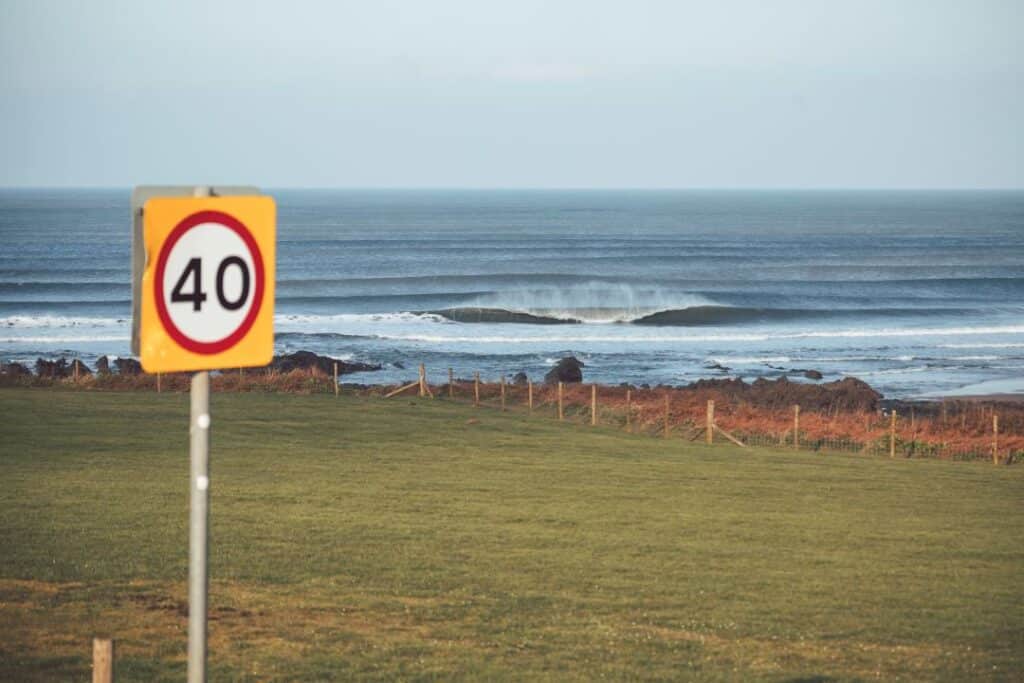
[359,324,1024,345]
[276,312,449,325]
[706,356,791,365]
[0,315,127,328]
[0,335,130,343]
[467,284,717,323]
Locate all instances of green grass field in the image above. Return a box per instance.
[1,387,1021,681]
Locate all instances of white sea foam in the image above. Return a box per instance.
[0,335,130,343]
[706,356,791,364]
[938,342,1024,349]
[0,315,126,328]
[357,325,1024,345]
[276,312,450,325]
[858,367,931,376]
[467,284,717,323]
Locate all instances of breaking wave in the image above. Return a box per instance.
[426,305,975,326]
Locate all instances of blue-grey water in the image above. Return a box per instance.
[2,189,1023,398]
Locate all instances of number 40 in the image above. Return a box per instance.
[171,257,250,311]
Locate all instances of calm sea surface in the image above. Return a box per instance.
[2,189,1023,398]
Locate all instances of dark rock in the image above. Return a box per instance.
[825,377,883,412]
[544,356,584,384]
[36,357,70,378]
[114,358,143,375]
[706,362,731,373]
[803,369,824,380]
[512,372,529,385]
[393,361,406,370]
[685,374,882,412]
[95,356,111,374]
[70,359,92,376]
[269,351,381,375]
[1,361,31,377]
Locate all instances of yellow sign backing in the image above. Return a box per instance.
[139,196,275,373]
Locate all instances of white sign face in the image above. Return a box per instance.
[153,210,266,355]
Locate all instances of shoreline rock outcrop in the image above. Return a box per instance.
[268,351,381,376]
[545,357,584,384]
[684,375,882,412]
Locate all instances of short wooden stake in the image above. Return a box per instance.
[626,389,632,433]
[156,372,161,394]
[92,638,113,683]
[333,362,339,396]
[591,385,597,426]
[419,364,426,397]
[448,368,454,398]
[527,380,533,412]
[500,375,506,411]
[793,404,800,449]
[890,409,897,458]
[474,372,480,407]
[706,399,714,445]
[74,361,79,381]
[557,382,564,421]
[993,414,999,465]
[664,393,670,439]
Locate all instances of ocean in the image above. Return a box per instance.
[2,188,1023,398]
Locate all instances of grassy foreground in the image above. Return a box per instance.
[0,388,1021,681]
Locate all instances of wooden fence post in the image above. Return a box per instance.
[993,414,999,465]
[500,375,506,411]
[92,638,113,683]
[333,362,339,396]
[474,372,480,407]
[706,399,714,445]
[418,364,426,397]
[156,372,161,394]
[73,361,79,382]
[793,404,800,449]
[591,385,597,426]
[664,393,670,439]
[890,409,897,458]
[626,389,632,433]
[558,382,564,421]
[528,380,533,412]
[448,368,454,398]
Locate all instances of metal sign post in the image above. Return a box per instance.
[188,368,210,683]
[188,185,212,683]
[131,185,275,683]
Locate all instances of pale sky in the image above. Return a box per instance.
[1,0,1021,188]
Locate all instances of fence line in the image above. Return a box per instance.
[380,365,1019,465]
[24,362,1019,465]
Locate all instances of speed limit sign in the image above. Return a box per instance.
[138,194,275,372]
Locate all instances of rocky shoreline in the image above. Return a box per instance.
[0,351,381,382]
[3,351,1023,415]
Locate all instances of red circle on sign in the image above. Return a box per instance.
[154,210,265,355]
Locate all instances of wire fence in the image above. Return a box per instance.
[8,362,1019,465]
[381,366,1020,466]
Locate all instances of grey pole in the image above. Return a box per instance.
[188,370,210,683]
[188,185,212,683]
